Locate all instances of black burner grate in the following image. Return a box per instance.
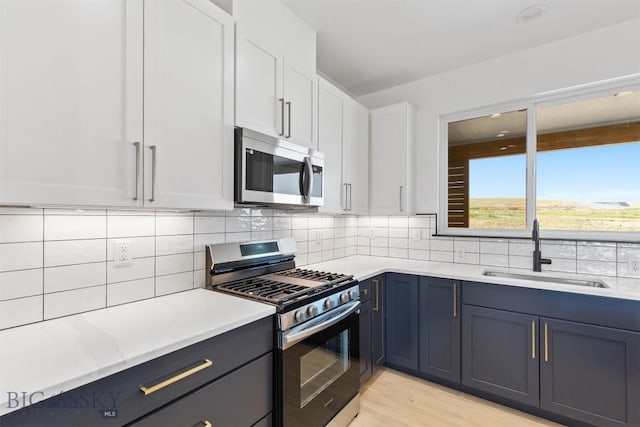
[275,268,348,283]
[216,277,314,304]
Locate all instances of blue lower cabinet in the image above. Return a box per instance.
[462,305,540,407]
[418,277,461,383]
[540,318,640,427]
[359,298,373,383]
[385,273,419,371]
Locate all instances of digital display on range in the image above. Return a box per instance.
[240,241,279,256]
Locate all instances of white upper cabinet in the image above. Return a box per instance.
[318,77,369,214]
[0,0,143,207]
[234,0,317,150]
[0,0,234,210]
[144,0,234,210]
[370,102,416,215]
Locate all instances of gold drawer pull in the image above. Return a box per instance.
[531,320,536,359]
[203,421,212,427]
[140,359,213,396]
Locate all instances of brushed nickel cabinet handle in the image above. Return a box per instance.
[453,282,458,318]
[343,183,348,210]
[531,320,536,359]
[362,288,368,295]
[133,141,141,201]
[544,322,549,362]
[399,185,405,212]
[149,145,157,202]
[373,280,380,312]
[286,101,292,138]
[140,359,213,396]
[348,183,352,211]
[278,98,285,136]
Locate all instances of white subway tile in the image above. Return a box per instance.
[44,239,106,267]
[509,241,533,256]
[251,216,272,231]
[274,229,292,239]
[291,216,309,230]
[308,240,322,253]
[344,246,356,257]
[107,215,155,238]
[107,257,154,284]
[307,251,323,264]
[370,216,388,227]
[322,228,335,240]
[370,247,389,257]
[194,269,207,288]
[344,227,356,237]
[334,228,346,238]
[454,238,479,253]
[156,253,193,276]
[322,239,335,251]
[345,217,357,228]
[357,236,371,246]
[322,216,335,228]
[107,237,155,260]
[295,253,309,266]
[617,244,640,262]
[0,269,42,301]
[156,272,194,296]
[0,242,43,272]
[194,252,206,271]
[409,249,429,261]
[334,217,346,228]
[225,216,251,233]
[577,260,616,277]
[357,227,372,237]
[44,286,105,320]
[251,208,273,217]
[308,216,322,228]
[389,248,408,259]
[617,262,640,278]
[155,215,193,236]
[226,207,252,217]
[431,238,454,252]
[0,296,43,329]
[540,242,577,259]
[107,278,154,306]
[334,247,346,259]
[409,216,430,228]
[251,230,274,241]
[409,238,430,251]
[480,254,508,267]
[292,229,308,242]
[389,238,408,249]
[194,216,226,235]
[357,216,371,227]
[357,246,371,256]
[480,240,508,255]
[156,235,193,256]
[194,233,224,252]
[45,215,106,241]
[321,250,335,261]
[389,228,408,238]
[107,209,154,216]
[373,227,389,238]
[577,243,617,262]
[225,232,251,243]
[44,208,105,216]
[454,251,479,265]
[44,262,106,293]
[508,255,531,270]
[273,216,292,230]
[431,250,453,263]
[546,258,577,274]
[388,216,409,228]
[0,207,43,215]
[0,215,43,243]
[297,241,309,254]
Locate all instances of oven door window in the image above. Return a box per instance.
[300,329,349,408]
[245,149,304,196]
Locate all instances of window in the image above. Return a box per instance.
[442,80,640,238]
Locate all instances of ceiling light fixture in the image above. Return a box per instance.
[497,133,505,138]
[491,113,502,118]
[615,91,633,97]
[500,130,510,133]
[516,4,549,24]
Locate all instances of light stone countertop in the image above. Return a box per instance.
[306,255,640,302]
[0,289,275,416]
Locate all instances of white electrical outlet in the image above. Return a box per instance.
[114,240,133,266]
[628,255,640,275]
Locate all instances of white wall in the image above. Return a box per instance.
[358,19,640,214]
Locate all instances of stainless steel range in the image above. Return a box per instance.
[206,238,360,427]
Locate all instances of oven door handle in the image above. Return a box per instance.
[282,301,360,350]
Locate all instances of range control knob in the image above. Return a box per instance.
[324,298,336,310]
[339,292,349,304]
[307,305,319,317]
[294,310,306,323]
[348,290,358,301]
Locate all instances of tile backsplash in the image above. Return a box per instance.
[1,208,638,330]
[0,207,356,330]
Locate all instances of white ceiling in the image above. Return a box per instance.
[282,0,640,96]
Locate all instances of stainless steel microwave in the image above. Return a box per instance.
[234,128,324,207]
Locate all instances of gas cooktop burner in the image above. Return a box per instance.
[275,268,346,282]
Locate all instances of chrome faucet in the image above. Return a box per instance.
[532,219,552,272]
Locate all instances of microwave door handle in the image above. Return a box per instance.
[281,301,360,350]
[303,156,314,202]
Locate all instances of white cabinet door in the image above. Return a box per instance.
[235,28,284,138]
[283,62,316,150]
[0,0,143,207]
[343,99,369,214]
[317,79,344,213]
[144,0,234,210]
[370,103,415,215]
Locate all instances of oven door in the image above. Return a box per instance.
[279,301,360,427]
[238,131,324,206]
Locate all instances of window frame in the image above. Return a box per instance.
[438,75,640,242]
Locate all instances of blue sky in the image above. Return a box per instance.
[469,142,640,202]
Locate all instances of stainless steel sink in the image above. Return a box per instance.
[482,270,608,288]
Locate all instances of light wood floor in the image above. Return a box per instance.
[350,368,563,427]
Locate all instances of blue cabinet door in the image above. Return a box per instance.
[385,273,419,371]
[419,277,461,383]
[540,318,640,426]
[371,275,385,370]
[359,298,373,383]
[462,305,539,407]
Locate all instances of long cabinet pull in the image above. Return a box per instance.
[373,280,380,312]
[286,101,292,138]
[149,145,157,202]
[399,185,405,212]
[349,183,352,211]
[343,183,348,211]
[133,141,141,201]
[531,320,536,359]
[453,282,457,317]
[544,322,549,362]
[278,98,285,136]
[140,359,213,396]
